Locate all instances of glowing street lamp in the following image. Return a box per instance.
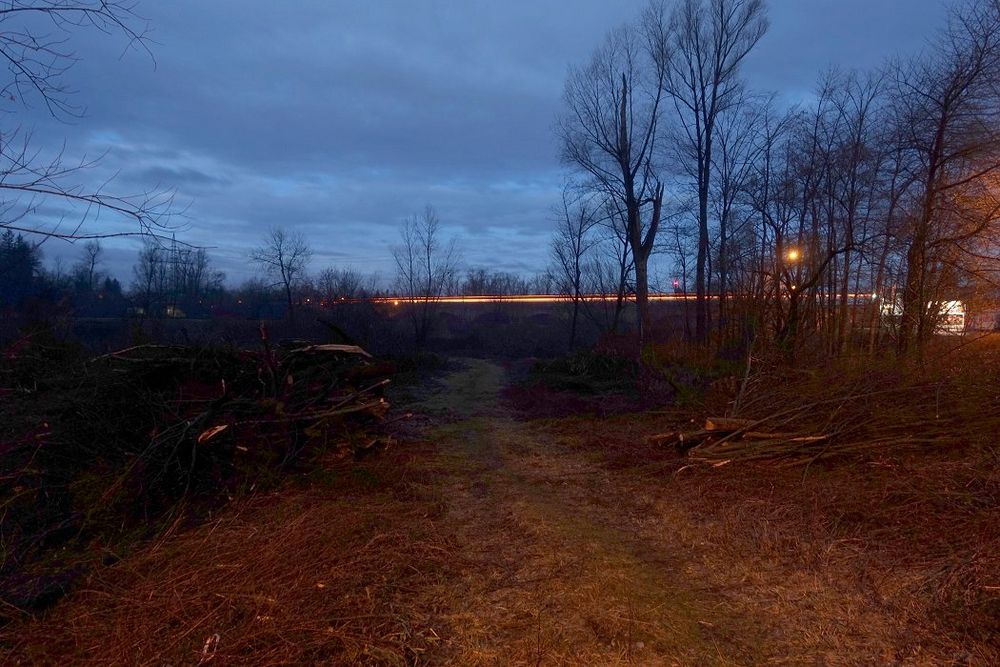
[785,248,801,262]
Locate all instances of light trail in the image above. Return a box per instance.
[351,292,880,306]
[368,293,709,305]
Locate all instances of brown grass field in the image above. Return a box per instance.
[3,349,998,665]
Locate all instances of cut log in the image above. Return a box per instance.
[704,417,754,432]
[676,429,714,452]
[647,429,716,452]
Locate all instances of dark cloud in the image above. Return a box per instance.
[131,166,231,189]
[23,0,947,284]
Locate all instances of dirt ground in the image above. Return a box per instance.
[5,358,998,665]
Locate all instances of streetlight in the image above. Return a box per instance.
[785,248,801,262]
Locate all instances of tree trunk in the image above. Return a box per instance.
[695,173,711,342]
[634,252,651,342]
[898,232,927,355]
[285,282,295,324]
[570,293,580,347]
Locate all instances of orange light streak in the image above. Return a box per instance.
[370,293,705,305]
[359,293,878,305]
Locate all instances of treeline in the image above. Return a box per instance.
[1,233,128,317]
[0,225,559,323]
[1,233,233,320]
[553,0,1000,355]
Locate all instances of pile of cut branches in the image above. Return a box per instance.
[648,416,830,465]
[649,350,1000,466]
[0,332,394,617]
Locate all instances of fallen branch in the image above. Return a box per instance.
[704,417,754,432]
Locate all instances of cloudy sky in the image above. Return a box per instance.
[23,0,947,285]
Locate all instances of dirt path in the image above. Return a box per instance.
[8,358,993,664]
[402,358,754,665]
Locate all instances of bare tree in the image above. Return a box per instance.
[526,271,556,295]
[596,199,636,333]
[551,187,599,346]
[0,1,175,242]
[460,268,495,295]
[559,12,668,341]
[250,228,312,322]
[392,205,461,344]
[461,269,528,297]
[892,0,1000,353]
[73,240,103,291]
[663,0,768,341]
[740,104,801,345]
[316,267,374,303]
[663,217,696,338]
[131,240,165,315]
[711,94,770,334]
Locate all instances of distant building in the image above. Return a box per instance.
[879,297,967,335]
[935,300,965,335]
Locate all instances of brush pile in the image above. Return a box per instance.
[648,416,831,464]
[0,333,394,617]
[650,350,1000,466]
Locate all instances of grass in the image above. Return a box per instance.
[0,334,392,619]
[3,351,998,664]
[509,338,1000,662]
[4,442,456,665]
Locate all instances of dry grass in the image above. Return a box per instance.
[689,344,1000,463]
[3,441,462,665]
[4,355,998,664]
[674,457,998,663]
[532,408,999,663]
[525,338,1000,664]
[0,340,392,618]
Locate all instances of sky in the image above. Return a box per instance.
[20,0,948,286]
